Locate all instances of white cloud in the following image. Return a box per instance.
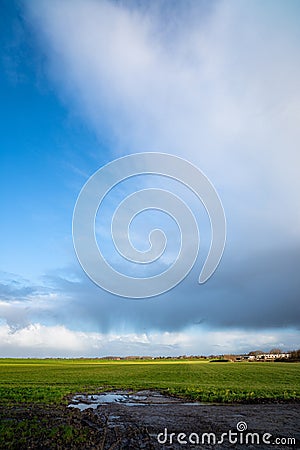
[0,322,298,357]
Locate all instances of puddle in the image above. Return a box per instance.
[68,402,99,411]
[69,393,146,410]
[68,390,205,410]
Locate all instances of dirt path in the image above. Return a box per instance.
[67,390,300,449]
[93,401,300,449]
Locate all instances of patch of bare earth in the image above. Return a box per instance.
[0,391,299,449]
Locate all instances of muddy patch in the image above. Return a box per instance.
[65,390,300,449]
[68,390,205,410]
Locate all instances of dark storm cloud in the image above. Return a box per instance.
[44,245,300,333]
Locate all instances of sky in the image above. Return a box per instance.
[0,0,299,357]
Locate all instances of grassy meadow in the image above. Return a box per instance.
[0,358,299,404]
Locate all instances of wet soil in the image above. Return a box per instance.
[0,391,299,449]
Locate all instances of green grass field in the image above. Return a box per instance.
[0,359,299,404]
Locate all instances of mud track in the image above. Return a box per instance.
[0,391,299,449]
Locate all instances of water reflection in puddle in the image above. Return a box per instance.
[68,391,205,411]
[69,393,144,410]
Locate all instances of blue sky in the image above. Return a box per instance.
[0,0,299,357]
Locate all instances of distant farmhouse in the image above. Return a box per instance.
[254,352,290,361]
